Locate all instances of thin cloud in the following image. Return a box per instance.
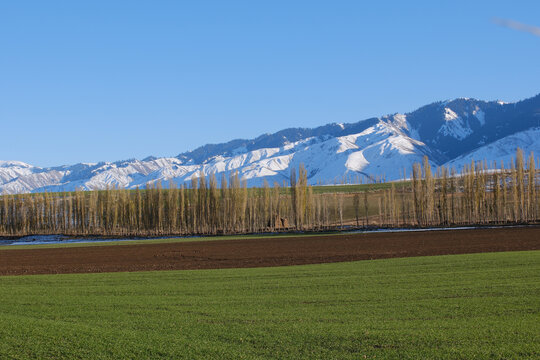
[492,17,540,37]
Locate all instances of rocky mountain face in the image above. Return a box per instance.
[1,93,539,194]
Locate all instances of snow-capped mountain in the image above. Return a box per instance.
[1,93,539,194]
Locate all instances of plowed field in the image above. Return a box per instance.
[1,227,539,275]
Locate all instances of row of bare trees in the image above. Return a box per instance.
[0,151,538,236]
[376,149,539,227]
[0,166,324,236]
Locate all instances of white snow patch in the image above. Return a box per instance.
[439,108,472,140]
[392,114,407,126]
[346,151,369,171]
[0,160,35,168]
[337,135,360,153]
[473,108,485,126]
[444,108,459,121]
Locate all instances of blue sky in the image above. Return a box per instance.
[1,1,539,167]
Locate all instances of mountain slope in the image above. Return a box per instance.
[1,93,539,194]
[444,127,540,169]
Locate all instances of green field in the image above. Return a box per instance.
[0,251,538,359]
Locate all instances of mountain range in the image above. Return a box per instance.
[2,93,539,194]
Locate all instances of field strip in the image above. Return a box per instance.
[1,224,537,250]
[1,226,539,276]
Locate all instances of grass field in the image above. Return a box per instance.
[0,251,538,359]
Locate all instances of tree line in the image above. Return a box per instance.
[0,150,538,237]
[376,149,538,227]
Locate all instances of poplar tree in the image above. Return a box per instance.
[290,167,298,229]
[527,152,536,221]
[353,193,360,227]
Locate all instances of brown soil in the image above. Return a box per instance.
[1,227,539,276]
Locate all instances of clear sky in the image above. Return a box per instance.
[1,0,539,167]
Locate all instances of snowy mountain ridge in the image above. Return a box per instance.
[1,93,539,194]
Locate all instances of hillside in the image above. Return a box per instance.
[1,93,539,194]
